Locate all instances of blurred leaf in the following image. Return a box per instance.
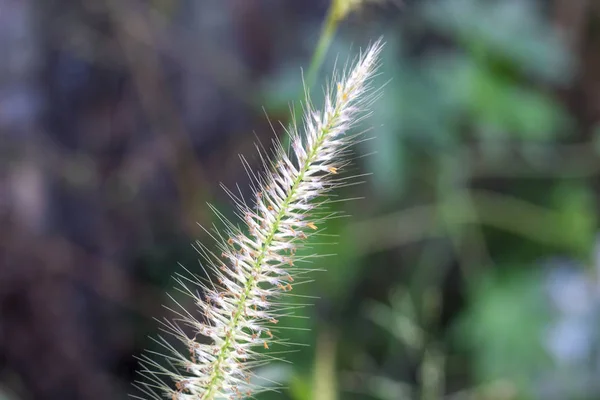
[432,57,566,142]
[348,373,413,400]
[252,364,294,397]
[366,35,407,199]
[365,298,425,350]
[260,63,304,113]
[550,183,596,258]
[290,374,313,400]
[423,0,572,84]
[0,387,17,400]
[452,269,552,399]
[302,203,364,302]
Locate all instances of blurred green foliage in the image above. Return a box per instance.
[135,0,599,399]
[254,0,600,399]
[453,269,551,399]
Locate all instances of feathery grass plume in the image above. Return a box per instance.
[134,39,384,400]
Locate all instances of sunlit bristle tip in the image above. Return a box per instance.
[136,39,384,400]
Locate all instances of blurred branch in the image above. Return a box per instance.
[437,156,492,278]
[465,189,573,245]
[419,347,445,400]
[72,0,256,104]
[305,1,340,91]
[33,233,167,319]
[313,329,339,400]
[348,189,575,254]
[552,0,590,51]
[104,0,212,233]
[347,204,438,253]
[467,142,600,178]
[285,0,343,150]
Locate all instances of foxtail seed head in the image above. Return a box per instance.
[134,39,384,400]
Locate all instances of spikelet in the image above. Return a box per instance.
[134,39,384,400]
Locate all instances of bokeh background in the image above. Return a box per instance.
[2,0,600,399]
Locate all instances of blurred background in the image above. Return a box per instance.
[1,0,600,399]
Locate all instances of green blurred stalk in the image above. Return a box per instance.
[312,328,339,400]
[305,2,340,91]
[285,1,342,149]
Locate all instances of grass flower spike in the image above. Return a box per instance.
[136,39,384,400]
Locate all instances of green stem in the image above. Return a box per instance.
[305,3,341,91]
[285,2,341,150]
